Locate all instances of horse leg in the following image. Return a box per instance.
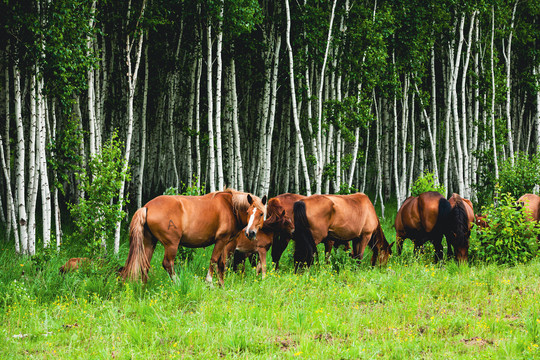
[257,247,268,278]
[395,236,404,255]
[351,234,372,263]
[324,239,335,262]
[162,245,179,282]
[271,233,289,270]
[432,233,444,263]
[208,238,229,286]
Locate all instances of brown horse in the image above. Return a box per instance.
[266,193,306,269]
[395,191,469,262]
[292,193,392,267]
[518,194,540,222]
[119,189,266,284]
[447,193,475,262]
[59,257,92,273]
[222,209,293,277]
[475,214,489,229]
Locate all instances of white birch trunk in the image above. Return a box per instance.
[206,21,216,192]
[503,0,518,164]
[490,6,499,178]
[87,0,97,158]
[0,133,20,252]
[261,35,282,196]
[137,39,148,208]
[114,0,146,253]
[230,57,243,191]
[14,64,28,254]
[215,3,225,190]
[37,77,51,248]
[285,0,311,195]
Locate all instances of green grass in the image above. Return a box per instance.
[1,218,540,359]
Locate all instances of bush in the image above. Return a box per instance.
[469,192,540,265]
[410,171,446,197]
[69,132,130,257]
[499,152,540,198]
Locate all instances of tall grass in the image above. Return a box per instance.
[1,216,540,359]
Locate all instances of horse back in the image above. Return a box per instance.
[144,194,239,248]
[418,191,448,233]
[327,193,379,234]
[395,196,421,234]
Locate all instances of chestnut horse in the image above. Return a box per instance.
[292,193,392,267]
[518,194,540,222]
[447,193,475,262]
[59,258,92,273]
[223,209,294,277]
[119,189,266,284]
[395,191,469,262]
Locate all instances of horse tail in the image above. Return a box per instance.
[292,201,316,267]
[449,199,470,252]
[120,207,151,282]
[436,197,452,234]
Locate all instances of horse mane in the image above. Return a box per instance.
[219,188,265,216]
[262,198,286,232]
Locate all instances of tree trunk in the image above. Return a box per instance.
[285,0,311,195]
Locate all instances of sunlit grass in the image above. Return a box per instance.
[1,219,540,359]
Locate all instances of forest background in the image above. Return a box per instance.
[1,0,540,256]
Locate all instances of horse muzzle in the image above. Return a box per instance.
[245,229,257,240]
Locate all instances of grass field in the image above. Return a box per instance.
[1,212,540,359]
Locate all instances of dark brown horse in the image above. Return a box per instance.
[266,193,306,269]
[447,193,475,262]
[293,193,392,267]
[395,191,469,262]
[119,189,266,284]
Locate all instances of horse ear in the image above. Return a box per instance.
[247,194,253,205]
[281,210,286,217]
[389,241,395,249]
[262,195,267,205]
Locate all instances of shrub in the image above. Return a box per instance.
[499,152,540,198]
[69,132,130,257]
[469,192,540,265]
[410,171,446,197]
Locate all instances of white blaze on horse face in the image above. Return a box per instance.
[247,208,257,231]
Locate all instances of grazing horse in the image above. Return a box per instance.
[292,193,392,267]
[447,193,475,262]
[119,189,266,285]
[265,193,306,269]
[222,210,293,277]
[475,214,489,229]
[394,191,469,262]
[59,258,91,273]
[517,194,540,222]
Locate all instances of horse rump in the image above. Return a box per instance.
[292,201,317,268]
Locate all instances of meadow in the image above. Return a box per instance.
[1,211,540,359]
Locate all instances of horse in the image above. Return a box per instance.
[59,257,92,274]
[394,191,469,262]
[292,193,393,268]
[222,209,293,278]
[119,189,267,285]
[475,213,489,229]
[517,194,540,222]
[447,193,475,262]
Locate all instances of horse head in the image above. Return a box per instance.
[245,194,267,240]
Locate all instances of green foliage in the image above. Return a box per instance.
[48,114,83,195]
[410,171,446,197]
[338,183,358,195]
[499,152,540,199]
[69,132,130,256]
[470,192,540,265]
